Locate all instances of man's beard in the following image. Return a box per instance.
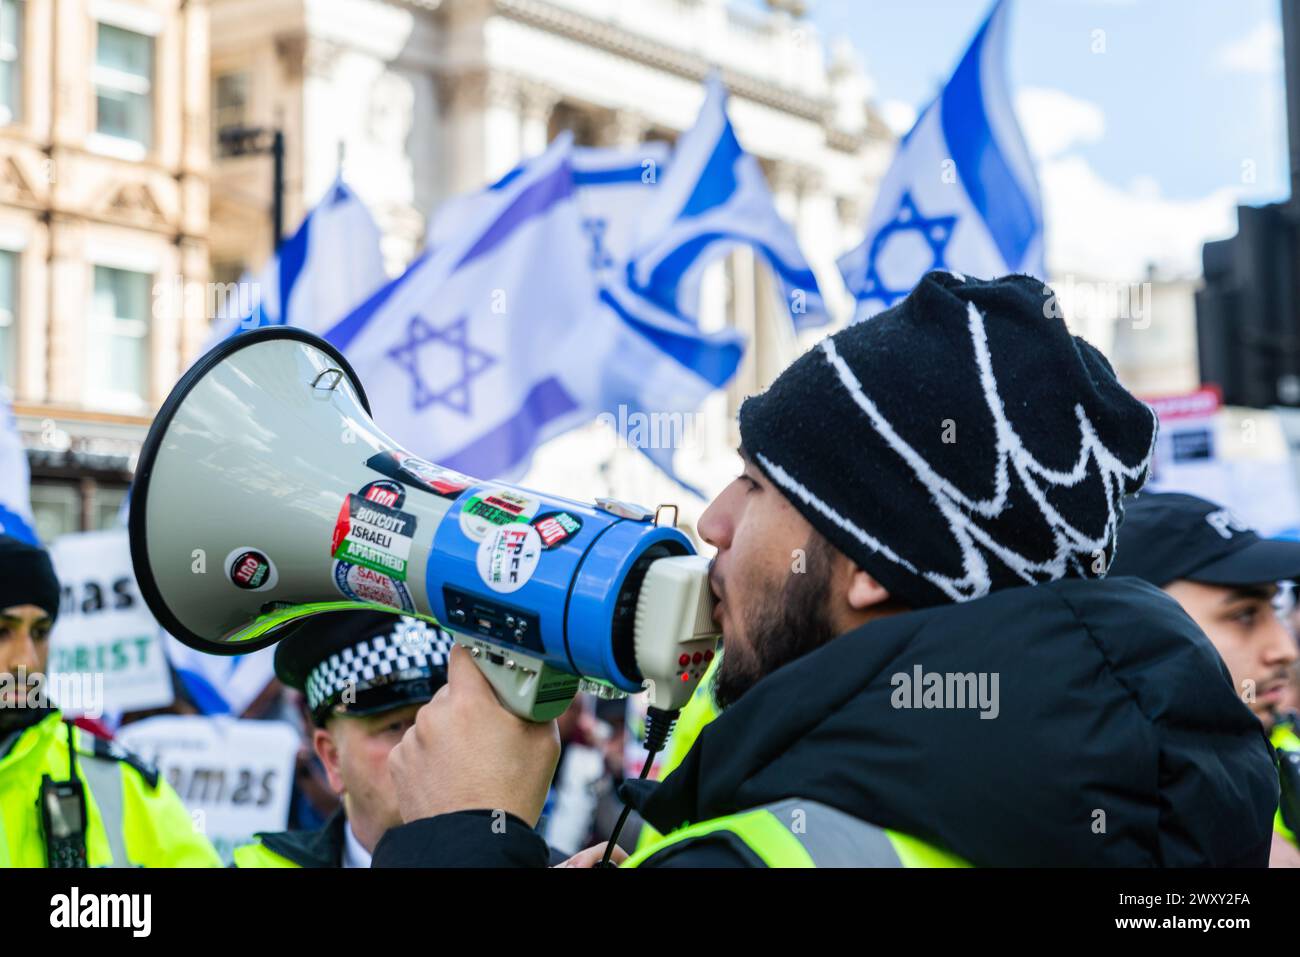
[711,535,839,710]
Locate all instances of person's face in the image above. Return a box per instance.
[313,702,421,841]
[1163,580,1299,728]
[0,604,53,709]
[697,451,890,708]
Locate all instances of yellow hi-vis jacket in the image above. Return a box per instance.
[1272,720,1300,848]
[633,657,720,853]
[0,711,221,867]
[622,798,969,867]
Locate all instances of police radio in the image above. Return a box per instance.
[37,723,89,868]
[128,327,720,723]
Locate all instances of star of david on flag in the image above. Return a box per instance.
[838,0,1045,322]
[385,315,497,416]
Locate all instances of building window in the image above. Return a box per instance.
[94,23,152,148]
[89,265,150,408]
[92,484,127,530]
[212,71,248,144]
[0,249,16,386]
[30,480,79,542]
[0,0,21,125]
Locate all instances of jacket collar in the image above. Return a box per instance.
[258,807,349,868]
[0,709,60,767]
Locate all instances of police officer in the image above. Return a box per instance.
[0,535,220,867]
[233,612,451,867]
[1107,492,1300,865]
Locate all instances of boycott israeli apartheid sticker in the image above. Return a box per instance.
[459,488,539,542]
[476,524,542,594]
[331,493,417,581]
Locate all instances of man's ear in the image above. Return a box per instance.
[846,567,891,611]
[313,726,345,796]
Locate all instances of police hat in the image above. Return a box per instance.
[1110,492,1300,588]
[274,611,453,726]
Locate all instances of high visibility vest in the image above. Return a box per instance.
[0,712,221,868]
[232,839,301,868]
[633,656,721,854]
[1272,721,1300,848]
[622,798,969,868]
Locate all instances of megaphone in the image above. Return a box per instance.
[128,327,719,721]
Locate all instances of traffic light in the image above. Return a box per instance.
[1196,201,1300,408]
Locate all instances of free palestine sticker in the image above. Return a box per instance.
[476,524,542,594]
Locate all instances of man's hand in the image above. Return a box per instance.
[389,643,560,826]
[554,842,628,868]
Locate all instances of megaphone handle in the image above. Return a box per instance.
[453,637,579,722]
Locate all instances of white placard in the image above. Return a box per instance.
[117,715,301,865]
[47,528,173,717]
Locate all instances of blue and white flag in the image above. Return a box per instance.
[163,635,278,717]
[571,144,670,281]
[838,0,1044,322]
[627,76,828,332]
[594,275,744,494]
[414,138,739,490]
[204,176,386,346]
[326,134,598,480]
[428,143,670,282]
[0,385,36,544]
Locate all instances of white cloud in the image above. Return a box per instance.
[1039,154,1240,280]
[1011,86,1245,281]
[878,98,917,137]
[1216,19,1282,74]
[1015,87,1105,161]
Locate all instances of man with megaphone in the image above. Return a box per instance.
[369,273,1279,868]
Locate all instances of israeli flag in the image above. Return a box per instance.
[0,384,37,544]
[595,275,744,494]
[326,134,597,479]
[838,0,1044,322]
[572,144,670,280]
[428,143,670,282]
[204,176,386,345]
[627,75,828,332]
[414,139,739,490]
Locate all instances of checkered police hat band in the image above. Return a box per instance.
[304,623,452,716]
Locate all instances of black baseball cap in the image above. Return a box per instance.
[1109,492,1300,588]
[275,611,453,726]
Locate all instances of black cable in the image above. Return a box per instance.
[597,705,678,867]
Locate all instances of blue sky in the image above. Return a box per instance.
[751,0,1289,277]
[811,0,1286,202]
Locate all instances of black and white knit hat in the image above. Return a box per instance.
[739,271,1158,608]
[274,611,453,725]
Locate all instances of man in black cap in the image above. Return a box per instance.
[233,612,451,868]
[375,272,1278,868]
[1107,491,1300,865]
[0,534,220,867]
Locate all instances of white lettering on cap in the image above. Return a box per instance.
[1205,508,1250,540]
